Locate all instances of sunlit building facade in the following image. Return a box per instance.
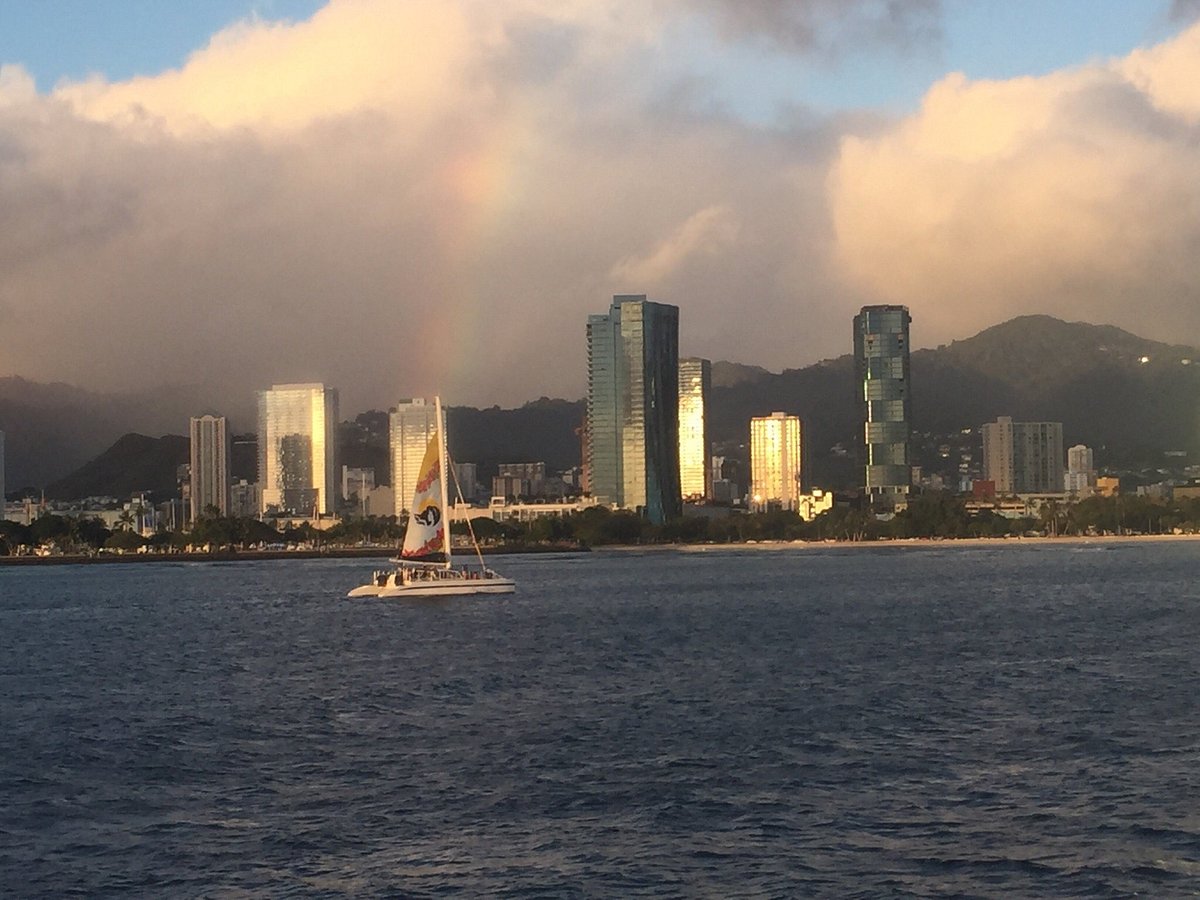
[854,305,912,505]
[257,383,339,516]
[189,415,230,520]
[390,399,442,515]
[982,416,1064,495]
[586,295,681,524]
[750,412,802,512]
[678,357,712,502]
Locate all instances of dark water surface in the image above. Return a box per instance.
[2,541,1199,897]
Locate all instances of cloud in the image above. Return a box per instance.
[610,205,740,284]
[1,0,1199,421]
[678,0,942,54]
[829,22,1200,348]
[1168,0,1200,23]
[0,64,37,106]
[0,0,849,411]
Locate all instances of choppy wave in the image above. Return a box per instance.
[2,543,1199,896]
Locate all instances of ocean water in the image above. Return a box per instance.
[1,541,1199,897]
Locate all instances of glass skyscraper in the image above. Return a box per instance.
[390,399,442,515]
[678,357,712,501]
[189,415,230,520]
[586,295,681,524]
[854,305,912,505]
[257,383,339,516]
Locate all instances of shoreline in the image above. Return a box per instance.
[3,532,1196,566]
[666,533,1200,552]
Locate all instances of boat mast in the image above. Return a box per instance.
[435,395,452,567]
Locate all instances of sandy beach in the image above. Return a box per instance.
[664,533,1200,552]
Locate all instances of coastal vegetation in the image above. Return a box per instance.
[4,493,1199,558]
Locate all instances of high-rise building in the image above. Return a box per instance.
[586,295,681,524]
[189,415,230,520]
[854,305,912,505]
[678,357,712,502]
[1065,444,1095,495]
[390,399,442,515]
[982,416,1065,495]
[750,412,803,512]
[257,383,339,516]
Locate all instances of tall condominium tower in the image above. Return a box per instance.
[854,305,912,505]
[678,357,712,502]
[189,415,230,520]
[257,383,339,516]
[750,412,803,512]
[586,295,681,524]
[390,399,442,515]
[982,416,1065,495]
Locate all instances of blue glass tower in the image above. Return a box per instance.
[587,295,681,524]
[854,305,912,505]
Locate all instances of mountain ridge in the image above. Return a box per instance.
[4,316,1198,495]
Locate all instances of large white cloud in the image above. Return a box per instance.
[0,0,855,410]
[829,22,1200,348]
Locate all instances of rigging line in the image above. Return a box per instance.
[446,447,488,570]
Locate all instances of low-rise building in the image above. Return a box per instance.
[486,497,600,523]
[797,490,834,521]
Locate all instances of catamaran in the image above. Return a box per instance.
[347,397,515,598]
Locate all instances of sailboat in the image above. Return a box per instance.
[347,397,516,598]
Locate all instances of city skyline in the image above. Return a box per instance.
[2,3,1200,412]
[4,301,1197,520]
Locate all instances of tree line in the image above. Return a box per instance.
[3,493,1199,557]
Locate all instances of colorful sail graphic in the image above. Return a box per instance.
[400,430,447,562]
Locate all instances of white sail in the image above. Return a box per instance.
[400,429,448,564]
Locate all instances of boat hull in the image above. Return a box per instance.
[346,572,515,598]
[379,577,515,597]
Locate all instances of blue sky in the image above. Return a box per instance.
[0,1,1185,116]
[0,0,324,87]
[688,0,1187,120]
